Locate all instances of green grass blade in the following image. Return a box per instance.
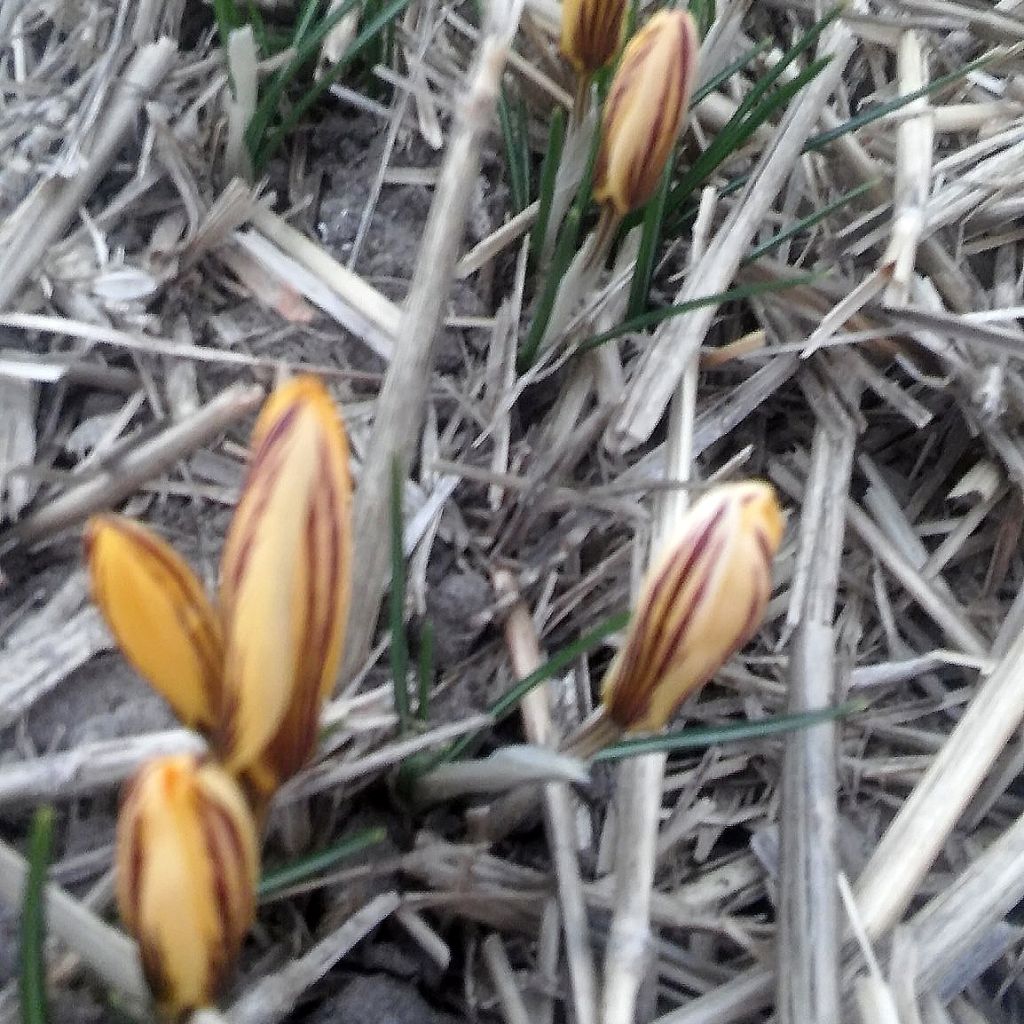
[530,107,567,267]
[743,180,877,264]
[214,0,244,52]
[253,0,412,169]
[668,55,831,213]
[491,610,630,722]
[245,0,362,164]
[439,610,630,765]
[417,620,434,721]
[497,87,530,213]
[389,456,410,734]
[258,827,387,897]
[293,0,325,43]
[804,51,995,152]
[666,6,840,215]
[690,39,771,106]
[626,159,672,318]
[580,273,819,351]
[244,1,271,53]
[519,127,601,368]
[593,700,867,761]
[20,806,54,1024]
[688,0,716,38]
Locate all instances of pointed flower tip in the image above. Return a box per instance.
[85,514,222,735]
[560,0,628,79]
[593,9,700,218]
[601,480,783,735]
[219,375,353,797]
[116,755,259,1017]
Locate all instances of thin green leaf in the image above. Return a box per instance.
[389,456,410,734]
[20,807,54,1024]
[254,0,412,169]
[519,127,601,368]
[627,159,673,318]
[245,0,362,163]
[417,619,434,722]
[667,6,841,214]
[440,610,631,765]
[498,87,530,213]
[593,700,867,761]
[580,273,819,351]
[743,180,877,264]
[214,0,244,52]
[244,1,271,53]
[805,51,996,152]
[687,0,715,38]
[668,55,831,213]
[690,39,770,107]
[293,0,325,44]
[258,827,387,897]
[530,108,567,267]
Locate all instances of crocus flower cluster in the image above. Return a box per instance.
[87,376,352,1017]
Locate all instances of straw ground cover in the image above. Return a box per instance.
[3,0,1024,1022]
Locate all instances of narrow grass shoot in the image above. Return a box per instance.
[497,86,532,214]
[529,108,567,267]
[804,50,999,152]
[417,619,435,722]
[518,127,601,368]
[214,0,245,51]
[743,180,878,264]
[665,6,841,218]
[20,806,54,1024]
[435,610,630,766]
[258,826,387,898]
[626,160,672,318]
[246,0,413,170]
[579,273,819,351]
[592,700,868,761]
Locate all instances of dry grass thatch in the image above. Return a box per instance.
[3,0,1024,1022]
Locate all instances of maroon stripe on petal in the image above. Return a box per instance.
[607,506,726,726]
[647,532,726,692]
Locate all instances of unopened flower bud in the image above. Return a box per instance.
[219,376,353,802]
[116,755,259,1017]
[602,481,783,733]
[593,10,699,217]
[85,516,222,735]
[560,0,627,79]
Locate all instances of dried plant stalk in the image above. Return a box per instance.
[341,0,527,681]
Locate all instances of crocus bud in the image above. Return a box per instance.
[219,376,353,802]
[593,10,699,217]
[85,515,222,735]
[602,481,783,734]
[560,0,627,79]
[116,755,259,1017]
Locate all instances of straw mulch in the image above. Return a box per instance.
[2,1,1024,1022]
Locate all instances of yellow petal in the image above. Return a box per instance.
[593,11,700,217]
[602,481,783,733]
[85,516,222,734]
[219,376,353,799]
[116,755,259,1017]
[560,0,627,77]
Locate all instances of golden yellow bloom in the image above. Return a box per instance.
[560,0,627,79]
[219,375,353,801]
[602,481,783,734]
[593,10,699,217]
[116,755,259,1017]
[85,516,222,735]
